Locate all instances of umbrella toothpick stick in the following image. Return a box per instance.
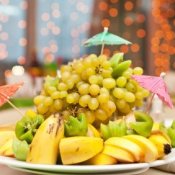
[0,93,24,116]
[100,27,108,55]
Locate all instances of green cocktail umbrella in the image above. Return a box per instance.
[84,27,132,54]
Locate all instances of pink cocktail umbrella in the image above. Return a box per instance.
[0,82,24,115]
[132,73,173,112]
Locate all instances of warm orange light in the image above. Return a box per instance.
[19,38,27,47]
[101,19,110,27]
[136,14,145,23]
[136,29,146,38]
[120,45,129,53]
[4,70,12,78]
[103,48,111,56]
[110,0,118,3]
[131,44,140,53]
[99,2,108,11]
[124,16,133,26]
[17,56,26,65]
[109,8,118,17]
[124,1,134,11]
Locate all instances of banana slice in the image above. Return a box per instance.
[124,135,158,162]
[105,137,143,162]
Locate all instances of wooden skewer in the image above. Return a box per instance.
[0,93,23,116]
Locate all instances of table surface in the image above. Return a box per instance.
[0,107,175,175]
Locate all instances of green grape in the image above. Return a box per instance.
[134,99,143,107]
[47,86,57,95]
[60,65,72,72]
[54,99,63,110]
[33,95,45,105]
[79,95,91,107]
[57,82,68,91]
[124,91,135,103]
[126,81,136,93]
[89,75,99,84]
[72,92,80,103]
[81,71,88,81]
[116,76,127,87]
[142,89,150,97]
[95,108,108,121]
[97,75,103,85]
[89,84,100,96]
[112,88,125,99]
[102,78,116,89]
[62,110,71,120]
[83,110,95,124]
[44,97,53,107]
[71,74,81,84]
[88,98,99,110]
[59,91,68,98]
[83,57,92,67]
[133,67,143,75]
[51,91,60,99]
[61,71,71,82]
[78,83,89,95]
[101,100,116,116]
[37,103,48,114]
[74,62,84,74]
[101,60,111,69]
[97,93,109,104]
[100,87,109,94]
[101,69,112,78]
[135,91,144,100]
[67,80,75,89]
[76,81,84,88]
[66,94,75,104]
[122,70,132,79]
[118,103,131,114]
[85,68,95,77]
[116,99,127,109]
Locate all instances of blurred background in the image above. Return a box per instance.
[0,0,175,101]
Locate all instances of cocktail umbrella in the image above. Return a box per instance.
[84,27,132,54]
[132,73,173,113]
[0,82,24,116]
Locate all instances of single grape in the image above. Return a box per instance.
[97,93,109,104]
[101,100,116,116]
[37,103,48,114]
[44,97,53,107]
[124,92,135,103]
[47,86,57,95]
[89,84,100,96]
[33,95,45,105]
[72,92,80,104]
[57,82,68,91]
[135,91,144,100]
[59,91,68,98]
[54,99,63,110]
[126,81,136,93]
[133,67,143,75]
[66,94,75,104]
[84,110,95,124]
[102,78,116,89]
[116,76,127,87]
[79,95,91,107]
[118,103,131,114]
[89,75,99,84]
[67,80,75,89]
[95,108,108,121]
[61,71,71,82]
[51,91,60,99]
[101,69,112,78]
[78,83,89,95]
[116,99,127,109]
[112,88,125,99]
[88,98,99,110]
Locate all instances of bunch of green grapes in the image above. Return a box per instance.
[33,53,150,125]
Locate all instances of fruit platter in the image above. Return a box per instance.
[0,29,175,175]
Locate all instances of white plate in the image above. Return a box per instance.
[0,149,175,174]
[149,148,175,167]
[0,156,149,174]
[9,166,149,175]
